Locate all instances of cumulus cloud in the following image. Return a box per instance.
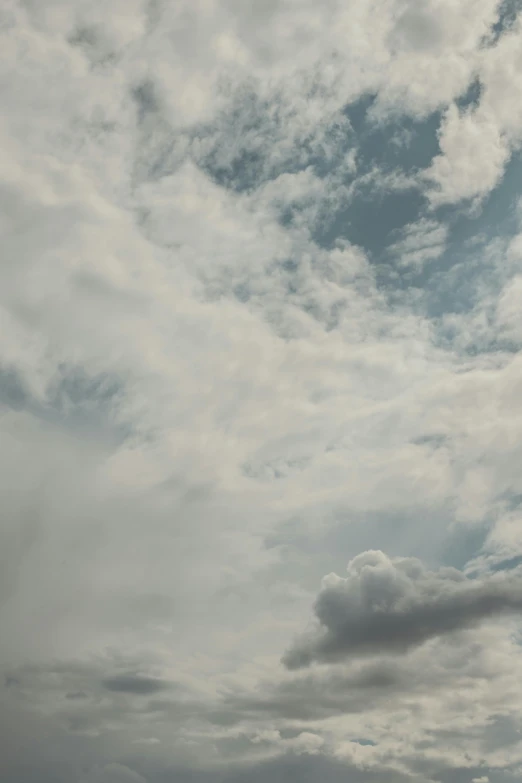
[284,551,522,668]
[425,15,522,206]
[425,103,511,206]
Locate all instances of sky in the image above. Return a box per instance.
[2,1,522,781]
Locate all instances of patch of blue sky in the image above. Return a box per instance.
[343,93,442,176]
[0,367,29,412]
[441,151,522,249]
[313,186,427,261]
[326,505,493,574]
[0,364,130,443]
[197,81,522,333]
[439,521,492,571]
[313,101,521,309]
[202,89,433,198]
[314,152,522,332]
[267,94,441,252]
[265,504,458,575]
[490,554,522,572]
[202,90,438,267]
[489,0,522,44]
[423,151,522,318]
[502,492,522,511]
[263,458,521,576]
[198,90,354,193]
[454,77,482,112]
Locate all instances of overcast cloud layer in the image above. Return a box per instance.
[2,1,522,782]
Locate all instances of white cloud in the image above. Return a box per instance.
[388,218,448,268]
[425,16,522,206]
[3,1,522,782]
[425,103,511,206]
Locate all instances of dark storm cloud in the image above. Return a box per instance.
[283,550,522,669]
[102,673,169,695]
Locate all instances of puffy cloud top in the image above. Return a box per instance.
[284,551,522,667]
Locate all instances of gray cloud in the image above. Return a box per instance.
[284,550,522,668]
[102,674,169,695]
[80,764,148,783]
[206,754,413,783]
[215,660,415,724]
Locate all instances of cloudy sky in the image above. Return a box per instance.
[2,1,522,781]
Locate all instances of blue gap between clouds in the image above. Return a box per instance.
[198,81,522,323]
